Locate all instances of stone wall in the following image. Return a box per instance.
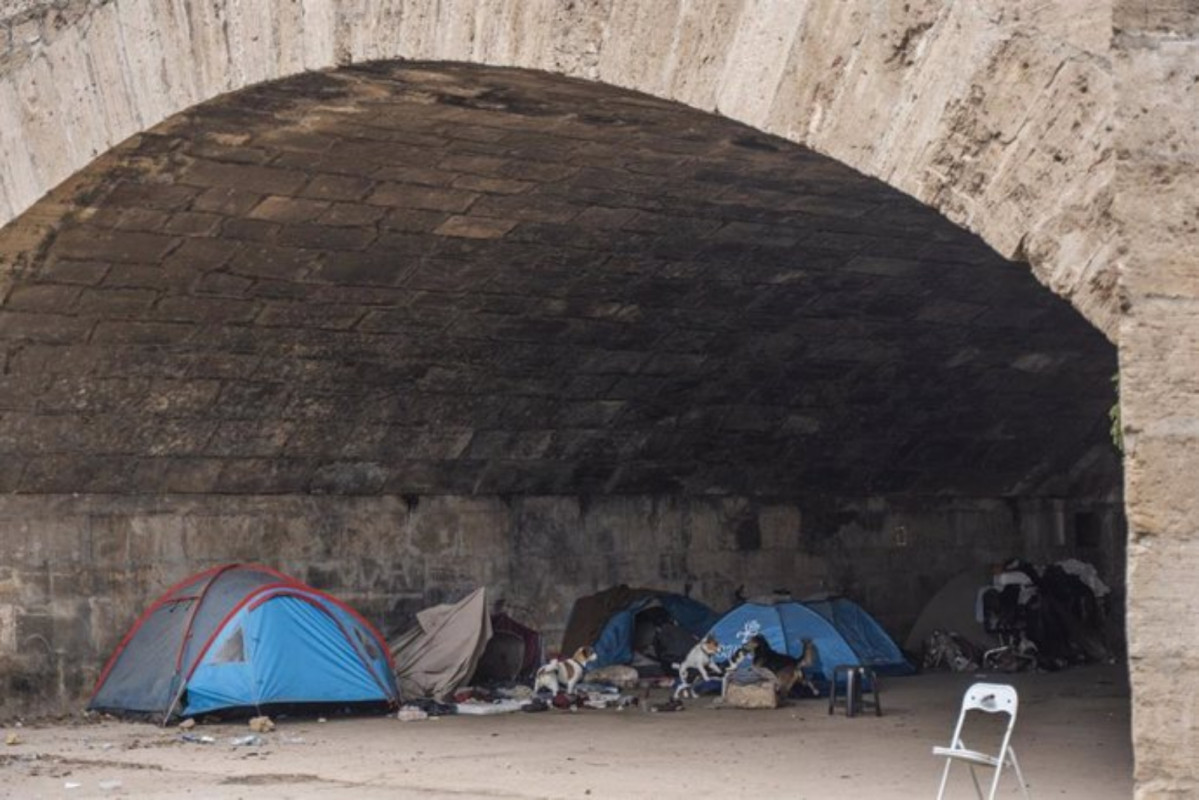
[0,62,1119,506]
[1114,2,1199,796]
[0,491,1125,718]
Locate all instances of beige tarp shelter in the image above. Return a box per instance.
[904,570,999,653]
[391,587,493,701]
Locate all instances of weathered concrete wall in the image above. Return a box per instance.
[1114,3,1199,797]
[0,491,1125,718]
[0,0,1117,335]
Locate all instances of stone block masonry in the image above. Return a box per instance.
[0,63,1118,507]
[0,491,1124,717]
[0,0,1119,337]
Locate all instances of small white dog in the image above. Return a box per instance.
[534,646,597,695]
[672,636,722,699]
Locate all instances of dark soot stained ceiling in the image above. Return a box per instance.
[0,62,1118,499]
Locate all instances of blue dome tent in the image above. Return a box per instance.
[707,600,860,684]
[561,586,719,669]
[803,596,915,676]
[90,564,398,722]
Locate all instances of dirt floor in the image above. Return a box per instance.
[1,664,1131,799]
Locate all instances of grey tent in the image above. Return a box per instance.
[905,570,999,653]
[390,588,492,701]
[90,564,397,721]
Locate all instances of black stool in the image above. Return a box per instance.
[828,665,882,717]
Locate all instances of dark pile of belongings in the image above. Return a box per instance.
[913,558,1113,673]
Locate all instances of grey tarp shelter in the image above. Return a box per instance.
[390,587,492,701]
[905,569,999,653]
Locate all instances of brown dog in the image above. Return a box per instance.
[745,635,818,699]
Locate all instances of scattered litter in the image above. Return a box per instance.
[397,707,429,722]
[248,715,275,733]
[5,733,21,746]
[64,782,81,790]
[178,718,196,730]
[179,734,216,744]
[454,699,527,716]
[398,698,456,717]
[317,717,327,724]
[649,699,685,713]
[279,735,306,745]
[522,699,548,713]
[98,780,122,791]
[229,735,265,747]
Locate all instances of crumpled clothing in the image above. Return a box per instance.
[400,697,457,716]
[454,699,527,715]
[1057,558,1110,597]
[922,630,979,673]
[574,682,619,695]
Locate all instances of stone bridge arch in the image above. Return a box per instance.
[1,0,1116,333]
[0,3,1194,798]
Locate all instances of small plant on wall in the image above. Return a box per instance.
[1109,373,1123,454]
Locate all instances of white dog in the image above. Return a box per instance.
[534,646,597,695]
[672,636,722,699]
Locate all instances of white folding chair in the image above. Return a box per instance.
[933,682,1030,800]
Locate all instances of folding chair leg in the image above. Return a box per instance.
[936,757,953,800]
[1008,748,1031,799]
[970,764,987,800]
[987,761,1003,800]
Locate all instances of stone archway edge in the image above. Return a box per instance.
[0,3,1195,797]
[1,0,1117,336]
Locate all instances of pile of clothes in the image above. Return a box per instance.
[922,558,1113,673]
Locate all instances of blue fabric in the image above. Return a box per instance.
[658,595,721,637]
[706,602,860,683]
[590,594,719,668]
[805,597,914,676]
[184,590,396,716]
[592,608,636,668]
[90,565,396,718]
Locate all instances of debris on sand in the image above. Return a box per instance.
[649,699,685,713]
[180,733,216,744]
[229,735,266,747]
[397,707,429,722]
[248,716,275,733]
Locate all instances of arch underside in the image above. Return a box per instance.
[0,62,1118,501]
[0,0,1118,337]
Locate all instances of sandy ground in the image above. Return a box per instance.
[1,664,1131,800]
